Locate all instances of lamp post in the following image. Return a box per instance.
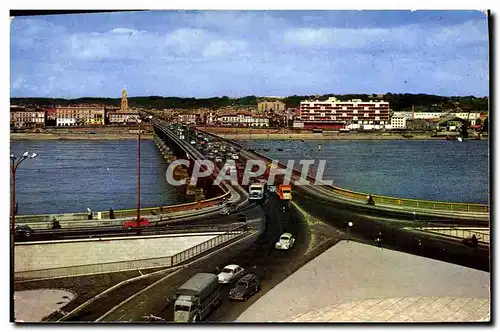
[10,151,37,321]
[134,115,153,231]
[136,119,142,231]
[344,221,353,242]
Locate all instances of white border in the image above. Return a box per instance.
[3,2,496,331]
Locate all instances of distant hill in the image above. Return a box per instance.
[10,94,488,112]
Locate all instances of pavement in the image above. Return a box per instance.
[15,289,75,322]
[236,241,490,323]
[16,233,221,272]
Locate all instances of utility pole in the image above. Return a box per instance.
[136,119,142,233]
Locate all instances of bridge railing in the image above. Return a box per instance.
[412,227,490,244]
[328,186,489,213]
[196,127,490,214]
[98,191,230,220]
[14,226,246,281]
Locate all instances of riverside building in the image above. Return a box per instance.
[298,97,390,130]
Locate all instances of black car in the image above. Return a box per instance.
[219,203,238,216]
[15,225,33,237]
[228,273,260,301]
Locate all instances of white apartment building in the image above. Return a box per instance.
[390,116,407,129]
[453,112,481,120]
[299,97,390,126]
[56,118,76,126]
[217,113,269,127]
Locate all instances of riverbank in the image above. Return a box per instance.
[196,127,487,141]
[10,133,153,140]
[203,132,483,141]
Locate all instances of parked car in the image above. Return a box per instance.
[275,232,296,250]
[215,156,223,163]
[123,218,151,229]
[219,203,238,215]
[231,153,239,160]
[229,273,261,301]
[15,225,33,237]
[218,264,245,284]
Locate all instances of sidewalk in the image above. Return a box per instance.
[236,241,490,323]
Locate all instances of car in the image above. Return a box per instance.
[275,232,296,250]
[15,225,33,237]
[123,218,151,229]
[231,153,239,160]
[218,264,245,284]
[190,140,196,145]
[219,203,238,215]
[229,273,261,301]
[215,157,223,163]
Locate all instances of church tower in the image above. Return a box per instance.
[121,89,128,112]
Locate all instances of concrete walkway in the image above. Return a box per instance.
[236,241,490,323]
[15,289,75,322]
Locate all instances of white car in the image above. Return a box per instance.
[215,157,223,163]
[218,264,245,284]
[231,154,239,160]
[275,233,296,250]
[190,140,196,145]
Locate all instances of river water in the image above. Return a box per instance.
[237,139,489,204]
[10,139,489,215]
[10,140,186,215]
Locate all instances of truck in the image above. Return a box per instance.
[277,184,292,201]
[174,273,220,322]
[248,181,266,200]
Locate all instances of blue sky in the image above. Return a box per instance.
[10,10,489,98]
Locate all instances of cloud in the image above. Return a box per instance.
[282,19,488,51]
[202,40,248,57]
[110,27,142,34]
[10,11,489,98]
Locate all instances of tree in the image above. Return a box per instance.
[460,120,469,138]
[482,117,488,132]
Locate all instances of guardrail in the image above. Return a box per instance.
[15,192,230,223]
[196,127,489,215]
[327,186,489,213]
[412,227,490,244]
[15,227,245,281]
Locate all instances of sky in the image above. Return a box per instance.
[10,10,489,98]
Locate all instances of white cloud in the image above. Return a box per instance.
[202,40,248,57]
[283,19,488,50]
[110,27,143,34]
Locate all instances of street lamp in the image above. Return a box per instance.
[10,151,37,321]
[136,119,142,232]
[344,221,353,242]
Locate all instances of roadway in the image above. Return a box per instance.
[293,186,490,272]
[15,207,255,243]
[145,194,342,322]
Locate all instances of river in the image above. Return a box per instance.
[10,140,186,215]
[237,139,489,204]
[10,139,489,215]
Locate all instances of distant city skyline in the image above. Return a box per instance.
[10,10,489,98]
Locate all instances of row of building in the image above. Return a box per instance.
[11,92,486,132]
[10,105,141,128]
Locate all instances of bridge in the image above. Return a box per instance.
[13,114,490,322]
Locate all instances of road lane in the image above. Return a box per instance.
[293,186,490,272]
